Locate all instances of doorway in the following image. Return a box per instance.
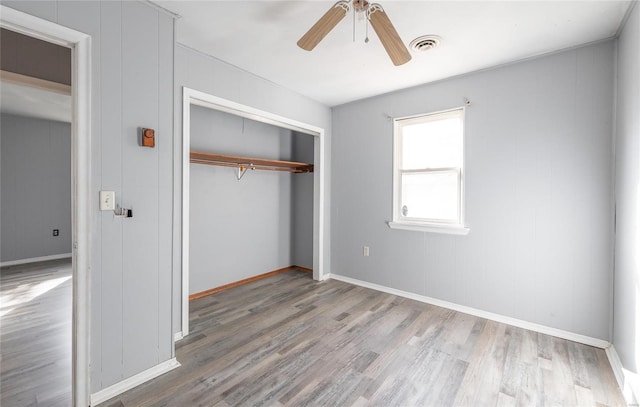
[0,6,91,406]
[0,26,73,406]
[180,87,326,338]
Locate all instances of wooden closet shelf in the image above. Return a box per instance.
[190,151,314,174]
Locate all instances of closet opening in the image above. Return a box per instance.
[180,88,326,339]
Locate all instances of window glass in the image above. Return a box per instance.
[401,118,462,170]
[401,171,459,221]
[393,108,465,227]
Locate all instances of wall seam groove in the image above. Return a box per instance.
[609,38,618,345]
[99,0,104,390]
[156,9,161,363]
[119,0,124,382]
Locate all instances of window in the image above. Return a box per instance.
[389,108,469,234]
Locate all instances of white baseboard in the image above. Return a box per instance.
[607,345,626,391]
[328,273,610,349]
[0,253,72,267]
[90,358,181,406]
[606,345,640,405]
[174,331,184,342]
[318,272,331,281]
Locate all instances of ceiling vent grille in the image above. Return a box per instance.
[410,35,441,52]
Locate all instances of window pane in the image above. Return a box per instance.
[401,117,462,170]
[401,172,459,222]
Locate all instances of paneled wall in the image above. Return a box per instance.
[613,1,640,388]
[1,114,71,262]
[1,0,175,392]
[331,41,615,340]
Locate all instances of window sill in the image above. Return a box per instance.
[387,221,470,235]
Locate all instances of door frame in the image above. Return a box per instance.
[0,6,92,406]
[180,87,326,338]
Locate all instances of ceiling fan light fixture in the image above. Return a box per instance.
[354,0,369,14]
[297,0,411,66]
[410,35,441,52]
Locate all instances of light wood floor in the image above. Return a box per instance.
[101,270,625,407]
[1,259,72,406]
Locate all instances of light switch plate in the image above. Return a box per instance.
[100,191,115,211]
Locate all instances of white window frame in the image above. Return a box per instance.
[388,107,470,235]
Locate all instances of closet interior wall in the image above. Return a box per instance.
[291,134,314,269]
[189,105,313,295]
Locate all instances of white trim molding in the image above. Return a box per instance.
[329,273,611,349]
[606,346,640,405]
[0,6,93,406]
[1,253,72,268]
[174,331,184,342]
[387,221,470,235]
[180,87,326,338]
[90,358,181,406]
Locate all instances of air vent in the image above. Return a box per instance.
[410,35,441,52]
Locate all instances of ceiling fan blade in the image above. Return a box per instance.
[297,1,350,51]
[368,4,412,66]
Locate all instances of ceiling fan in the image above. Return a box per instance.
[297,0,412,66]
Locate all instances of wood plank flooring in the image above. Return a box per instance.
[1,259,72,406]
[100,270,626,407]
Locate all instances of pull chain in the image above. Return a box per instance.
[365,16,369,43]
[352,1,356,42]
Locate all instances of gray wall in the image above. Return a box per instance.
[613,2,639,378]
[1,0,175,392]
[331,41,615,341]
[189,106,313,294]
[174,44,332,334]
[1,113,71,262]
[291,133,314,269]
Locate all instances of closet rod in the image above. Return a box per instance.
[190,151,314,174]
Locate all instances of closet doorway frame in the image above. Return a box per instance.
[180,87,326,338]
[0,6,92,406]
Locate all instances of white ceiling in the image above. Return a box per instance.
[155,0,631,106]
[0,80,71,123]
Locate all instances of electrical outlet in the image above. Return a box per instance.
[53,229,59,236]
[99,190,115,211]
[363,246,370,257]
